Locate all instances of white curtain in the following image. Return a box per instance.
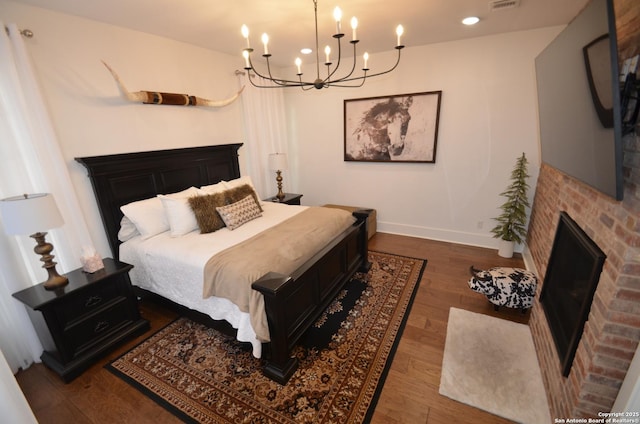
[0,23,94,374]
[236,73,290,199]
[0,349,37,423]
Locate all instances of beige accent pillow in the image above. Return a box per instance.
[225,184,263,211]
[188,192,227,233]
[216,195,262,230]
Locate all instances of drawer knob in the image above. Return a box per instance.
[85,296,102,307]
[94,321,110,333]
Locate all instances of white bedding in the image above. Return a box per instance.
[120,201,307,358]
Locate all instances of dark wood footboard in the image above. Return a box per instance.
[252,210,371,384]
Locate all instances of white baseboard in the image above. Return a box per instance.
[377,221,502,250]
[376,221,531,257]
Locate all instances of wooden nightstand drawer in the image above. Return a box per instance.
[56,282,121,325]
[63,297,136,358]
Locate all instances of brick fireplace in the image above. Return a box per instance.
[527,129,640,417]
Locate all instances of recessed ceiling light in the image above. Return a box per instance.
[301,48,312,55]
[462,16,480,25]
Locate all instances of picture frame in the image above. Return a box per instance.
[344,91,442,163]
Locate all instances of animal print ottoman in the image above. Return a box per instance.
[468,266,537,312]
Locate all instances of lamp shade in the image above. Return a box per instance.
[268,153,288,171]
[0,193,64,236]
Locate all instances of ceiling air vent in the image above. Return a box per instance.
[489,0,520,11]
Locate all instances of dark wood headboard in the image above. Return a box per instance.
[76,143,243,259]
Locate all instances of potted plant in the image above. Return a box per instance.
[490,152,531,258]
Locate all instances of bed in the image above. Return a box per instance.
[75,143,371,384]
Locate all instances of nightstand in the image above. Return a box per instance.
[12,258,149,382]
[265,193,303,205]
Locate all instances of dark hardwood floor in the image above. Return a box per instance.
[15,233,529,423]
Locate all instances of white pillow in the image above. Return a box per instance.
[120,187,196,240]
[197,181,226,196]
[158,187,200,237]
[222,176,257,193]
[121,197,167,240]
[117,216,140,242]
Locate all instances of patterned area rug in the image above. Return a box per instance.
[107,251,426,423]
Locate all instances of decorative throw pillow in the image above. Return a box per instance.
[224,184,263,211]
[216,195,262,230]
[188,192,228,233]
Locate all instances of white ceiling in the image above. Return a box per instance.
[10,0,589,66]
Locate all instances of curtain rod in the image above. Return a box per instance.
[4,26,34,38]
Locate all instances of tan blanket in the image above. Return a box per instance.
[203,206,356,342]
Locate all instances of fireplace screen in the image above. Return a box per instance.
[540,211,606,377]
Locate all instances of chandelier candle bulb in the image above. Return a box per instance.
[363,52,369,69]
[261,33,269,55]
[325,46,331,63]
[333,6,342,34]
[241,24,250,48]
[351,17,358,41]
[243,50,250,68]
[396,25,404,47]
[295,57,302,75]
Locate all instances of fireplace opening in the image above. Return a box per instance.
[540,211,606,377]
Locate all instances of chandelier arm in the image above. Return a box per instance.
[247,55,315,87]
[247,55,292,86]
[325,36,343,82]
[338,48,403,82]
[245,70,317,88]
[322,73,367,88]
[323,39,357,85]
[245,73,287,88]
[246,74,316,88]
[298,75,315,91]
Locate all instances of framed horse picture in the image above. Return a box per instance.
[344,91,442,163]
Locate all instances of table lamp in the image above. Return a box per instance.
[268,153,288,201]
[0,193,69,290]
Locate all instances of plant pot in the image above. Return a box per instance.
[498,239,515,258]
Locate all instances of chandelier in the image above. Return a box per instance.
[240,0,405,90]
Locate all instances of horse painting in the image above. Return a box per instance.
[346,96,413,161]
[344,91,442,163]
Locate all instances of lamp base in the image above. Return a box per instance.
[31,232,69,290]
[43,274,69,290]
[275,170,285,201]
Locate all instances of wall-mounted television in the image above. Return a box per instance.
[535,0,624,200]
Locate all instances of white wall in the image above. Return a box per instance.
[1,0,564,256]
[285,27,562,249]
[0,1,246,258]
